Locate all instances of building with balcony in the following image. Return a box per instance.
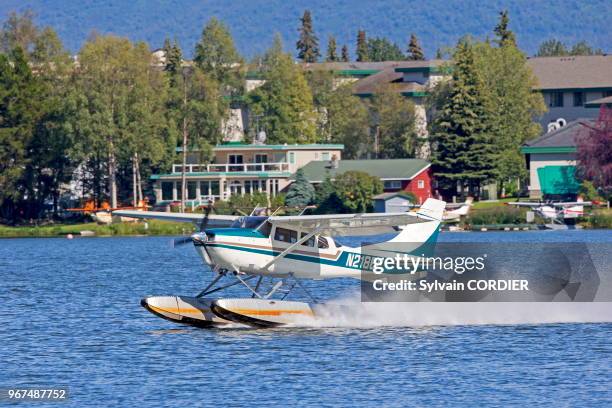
[152,143,343,205]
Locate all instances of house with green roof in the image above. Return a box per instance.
[151,143,343,205]
[298,158,433,204]
[521,118,594,198]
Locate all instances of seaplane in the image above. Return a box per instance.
[507,198,592,229]
[113,198,446,328]
[67,199,149,224]
[443,197,473,222]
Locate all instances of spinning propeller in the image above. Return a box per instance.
[173,202,213,248]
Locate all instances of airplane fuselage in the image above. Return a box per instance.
[194,217,440,280]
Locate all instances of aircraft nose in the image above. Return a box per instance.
[191,232,207,246]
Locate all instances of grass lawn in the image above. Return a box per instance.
[471,197,522,210]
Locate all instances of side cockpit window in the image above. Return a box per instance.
[317,237,329,249]
[300,232,316,247]
[274,227,298,243]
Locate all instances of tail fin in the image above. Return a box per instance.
[418,198,446,221]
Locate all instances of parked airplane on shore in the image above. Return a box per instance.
[507,198,592,228]
[114,198,446,328]
[443,197,473,221]
[67,200,149,224]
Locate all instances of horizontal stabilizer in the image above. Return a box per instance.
[417,198,446,221]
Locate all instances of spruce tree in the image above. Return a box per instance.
[163,38,182,80]
[406,34,425,60]
[285,168,316,207]
[296,10,320,63]
[431,41,498,198]
[315,172,335,205]
[341,45,349,62]
[0,47,40,219]
[326,36,338,62]
[356,30,368,62]
[162,37,171,59]
[494,10,516,47]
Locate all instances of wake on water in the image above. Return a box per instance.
[296,292,612,328]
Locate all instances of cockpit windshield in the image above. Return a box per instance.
[230,216,269,229]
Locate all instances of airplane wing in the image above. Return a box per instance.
[269,198,446,235]
[506,202,542,207]
[112,210,238,227]
[552,201,592,207]
[445,203,465,210]
[444,197,473,210]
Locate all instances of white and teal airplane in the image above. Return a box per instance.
[114,198,446,328]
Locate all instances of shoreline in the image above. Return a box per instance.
[0,221,609,239]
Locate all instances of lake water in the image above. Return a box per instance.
[1,230,612,407]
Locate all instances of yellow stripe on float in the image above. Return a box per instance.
[229,308,314,316]
[147,305,209,315]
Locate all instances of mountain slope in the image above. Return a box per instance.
[0,0,610,58]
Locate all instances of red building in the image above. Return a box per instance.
[298,158,434,205]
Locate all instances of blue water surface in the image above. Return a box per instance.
[1,230,611,407]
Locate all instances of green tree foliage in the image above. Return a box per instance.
[326,36,338,62]
[164,35,228,207]
[570,40,604,56]
[431,40,498,197]
[304,70,369,157]
[194,17,244,92]
[369,86,418,158]
[162,37,182,81]
[406,34,425,60]
[296,10,320,63]
[75,35,172,207]
[536,39,604,57]
[315,172,335,205]
[493,10,516,47]
[367,37,404,61]
[5,1,610,61]
[248,35,317,144]
[285,168,316,207]
[0,47,43,220]
[341,45,349,62]
[27,28,80,217]
[176,70,227,159]
[536,39,568,56]
[473,41,545,188]
[579,180,604,202]
[356,30,368,62]
[332,171,383,213]
[0,22,80,221]
[225,191,270,213]
[305,68,335,136]
[0,10,38,53]
[326,85,370,159]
